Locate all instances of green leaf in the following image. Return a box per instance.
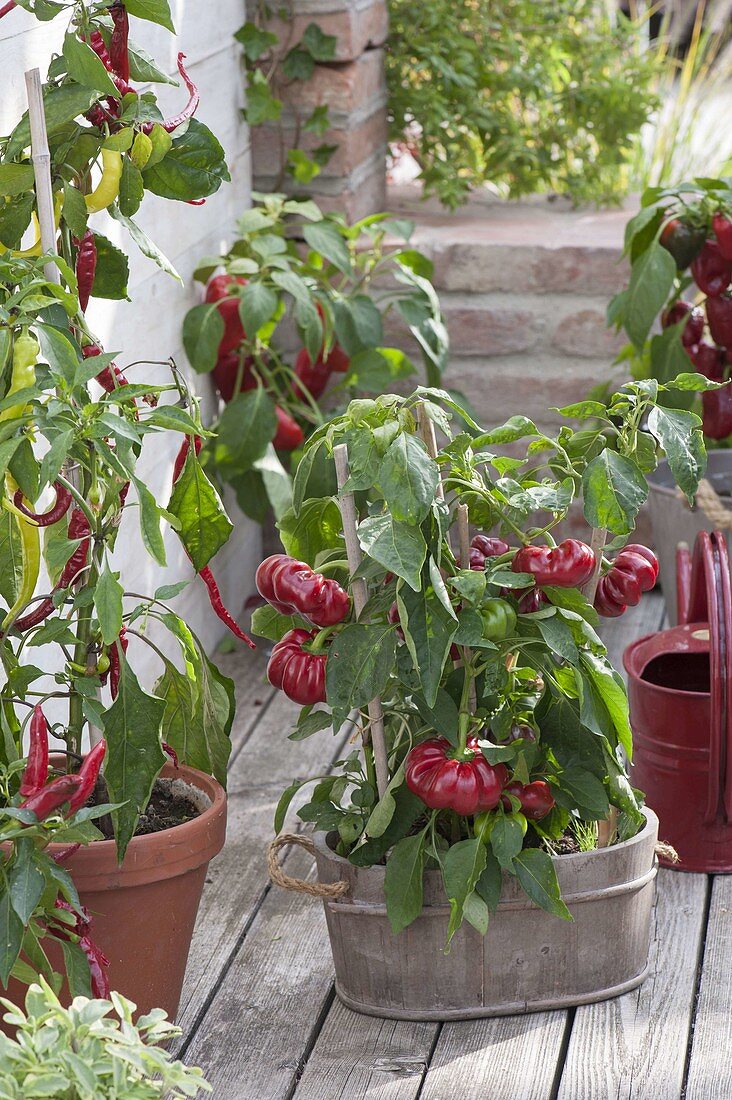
[94,562,124,646]
[490,814,526,870]
[303,221,351,274]
[0,164,35,198]
[624,240,677,348]
[63,31,117,96]
[475,848,503,913]
[513,849,572,921]
[37,323,79,386]
[301,21,337,60]
[215,388,277,473]
[384,832,425,934]
[358,513,426,591]
[167,449,233,571]
[7,840,44,924]
[58,939,93,998]
[109,207,180,281]
[62,181,90,237]
[103,664,167,861]
[326,623,396,731]
[647,405,707,505]
[442,837,487,944]
[154,651,232,785]
[90,233,130,299]
[118,156,144,218]
[345,347,414,393]
[250,603,305,642]
[582,450,648,536]
[124,0,175,31]
[0,886,24,984]
[278,498,344,562]
[127,39,180,84]
[378,434,439,524]
[397,571,458,708]
[142,119,230,200]
[6,85,100,158]
[476,416,538,446]
[133,478,167,566]
[0,511,21,611]
[364,764,405,838]
[333,295,383,354]
[182,303,225,374]
[580,651,633,760]
[239,282,279,335]
[234,22,279,60]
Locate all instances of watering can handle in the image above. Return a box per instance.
[683,531,732,823]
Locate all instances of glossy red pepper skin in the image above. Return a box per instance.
[19,705,49,797]
[706,295,732,347]
[512,539,595,588]
[142,53,199,134]
[109,2,130,84]
[471,535,510,559]
[660,218,706,269]
[405,736,508,816]
[267,628,327,705]
[661,301,705,348]
[692,341,726,381]
[205,274,247,357]
[713,212,732,262]
[9,509,91,635]
[212,351,257,402]
[74,230,97,313]
[108,628,128,700]
[702,385,732,441]
[293,348,332,400]
[13,481,72,527]
[594,544,659,618]
[518,589,549,614]
[20,773,85,820]
[502,779,554,820]
[52,898,110,997]
[273,406,304,451]
[691,240,732,298]
[68,739,107,814]
[256,554,350,627]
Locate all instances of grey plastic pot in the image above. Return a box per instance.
[648,453,732,625]
[312,809,659,1021]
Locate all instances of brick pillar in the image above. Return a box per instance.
[250,0,389,220]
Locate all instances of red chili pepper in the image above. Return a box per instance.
[74,231,97,313]
[88,30,134,96]
[272,406,304,451]
[713,212,732,262]
[162,741,180,768]
[0,1,15,17]
[660,217,707,270]
[142,53,199,134]
[594,544,659,618]
[502,779,554,820]
[661,301,705,348]
[11,509,91,635]
[405,736,508,816]
[256,554,350,627]
[108,2,130,84]
[51,899,110,997]
[706,295,732,347]
[20,773,85,820]
[702,384,732,441]
[212,352,257,402]
[13,481,72,527]
[108,627,128,700]
[512,539,595,588]
[68,739,107,814]
[19,705,50,797]
[267,628,327,705]
[692,341,726,381]
[52,843,81,864]
[691,239,732,298]
[293,348,332,400]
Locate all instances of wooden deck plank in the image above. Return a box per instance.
[557,869,708,1100]
[684,875,732,1100]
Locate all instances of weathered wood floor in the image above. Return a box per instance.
[175,593,731,1100]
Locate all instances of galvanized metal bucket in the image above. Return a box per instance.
[625,530,732,873]
[312,811,658,1021]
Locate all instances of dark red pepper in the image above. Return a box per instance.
[518,589,549,614]
[108,627,128,700]
[405,736,508,816]
[20,773,85,820]
[88,30,134,96]
[212,351,256,402]
[512,539,595,588]
[74,231,97,313]
[706,295,732,347]
[713,212,732,262]
[68,739,107,814]
[594,544,659,618]
[692,341,726,381]
[0,1,16,18]
[471,535,510,559]
[12,509,91,634]
[702,385,732,441]
[273,406,304,451]
[256,554,350,627]
[162,741,180,768]
[13,481,72,527]
[108,2,130,84]
[267,628,327,705]
[660,217,707,270]
[691,239,732,298]
[80,935,111,997]
[205,274,247,358]
[293,348,332,400]
[142,53,199,134]
[502,779,554,820]
[661,301,705,348]
[19,705,50,797]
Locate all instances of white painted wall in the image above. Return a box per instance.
[0,1,260,661]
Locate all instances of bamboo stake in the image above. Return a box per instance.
[333,443,389,798]
[456,502,478,712]
[417,404,444,501]
[24,69,59,286]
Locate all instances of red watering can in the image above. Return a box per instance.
[624,530,732,872]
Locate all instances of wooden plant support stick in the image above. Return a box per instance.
[333,443,389,799]
[24,69,60,286]
[583,527,606,605]
[417,404,444,501]
[456,502,477,712]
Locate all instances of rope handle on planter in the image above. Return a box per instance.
[267,833,350,898]
[680,478,732,530]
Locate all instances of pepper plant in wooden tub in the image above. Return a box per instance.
[0,0,249,1017]
[263,381,707,1019]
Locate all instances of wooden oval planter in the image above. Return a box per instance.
[310,810,658,1021]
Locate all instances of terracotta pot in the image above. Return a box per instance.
[19,763,226,1019]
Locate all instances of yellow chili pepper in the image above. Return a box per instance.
[0,329,38,425]
[1,476,41,631]
[85,149,123,213]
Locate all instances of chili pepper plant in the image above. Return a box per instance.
[609,177,732,442]
[0,0,246,998]
[182,193,448,525]
[257,382,705,938]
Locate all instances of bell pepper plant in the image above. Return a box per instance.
[0,0,244,1000]
[182,193,449,525]
[259,380,705,940]
[610,177,732,444]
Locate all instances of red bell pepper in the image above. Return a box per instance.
[502,779,554,820]
[702,385,732,441]
[512,539,595,588]
[691,240,732,298]
[19,705,49,797]
[256,554,350,627]
[293,348,332,400]
[660,217,706,269]
[518,589,549,614]
[205,274,247,357]
[405,736,508,816]
[273,406,304,451]
[661,301,705,348]
[692,342,726,381]
[594,544,658,618]
[713,212,732,261]
[212,351,257,402]
[267,628,327,705]
[706,295,732,347]
[471,535,510,559]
